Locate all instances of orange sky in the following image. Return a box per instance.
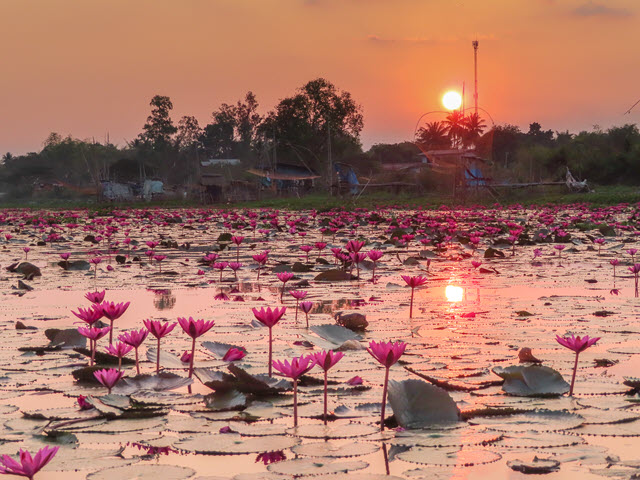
[1,0,638,154]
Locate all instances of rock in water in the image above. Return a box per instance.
[335,312,368,332]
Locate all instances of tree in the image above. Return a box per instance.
[443,111,466,148]
[258,78,363,175]
[200,103,237,158]
[462,113,486,147]
[176,116,202,151]
[416,121,450,150]
[140,95,177,150]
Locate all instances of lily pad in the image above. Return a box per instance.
[388,379,461,428]
[87,464,195,480]
[492,365,570,397]
[175,433,300,454]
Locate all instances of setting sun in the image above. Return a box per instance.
[442,91,462,111]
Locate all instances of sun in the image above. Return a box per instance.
[442,91,462,111]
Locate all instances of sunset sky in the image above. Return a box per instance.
[1,0,638,155]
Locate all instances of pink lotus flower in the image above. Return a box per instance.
[252,251,268,280]
[153,255,167,272]
[228,262,242,280]
[99,301,130,345]
[72,305,103,325]
[272,354,317,427]
[610,258,619,278]
[401,275,428,318]
[213,261,228,281]
[471,261,482,269]
[89,257,101,277]
[315,242,327,257]
[289,290,307,323]
[255,450,286,465]
[77,395,93,411]
[346,239,365,253]
[222,347,246,362]
[105,341,133,372]
[180,351,192,363]
[314,350,344,424]
[299,301,313,328]
[276,271,294,299]
[78,326,110,366]
[59,253,71,261]
[232,235,244,261]
[94,368,124,394]
[119,328,149,375]
[22,247,30,260]
[367,250,383,283]
[252,307,286,376]
[347,375,363,386]
[0,446,59,480]
[178,317,215,381]
[300,245,313,262]
[556,334,600,395]
[367,340,407,431]
[85,290,106,304]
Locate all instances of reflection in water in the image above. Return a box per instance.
[445,285,464,303]
[255,450,287,465]
[151,289,177,311]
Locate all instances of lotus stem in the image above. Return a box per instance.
[268,327,273,377]
[295,299,299,323]
[135,347,140,375]
[409,288,415,318]
[293,379,298,427]
[323,370,328,425]
[569,352,580,396]
[380,366,389,432]
[156,338,161,374]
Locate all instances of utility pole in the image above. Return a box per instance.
[472,40,479,116]
[327,122,332,195]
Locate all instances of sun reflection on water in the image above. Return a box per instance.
[445,285,464,302]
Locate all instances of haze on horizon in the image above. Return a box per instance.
[1,0,638,155]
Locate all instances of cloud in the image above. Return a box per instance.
[366,34,495,45]
[572,1,632,18]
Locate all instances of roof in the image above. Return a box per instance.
[247,169,320,181]
[201,159,241,167]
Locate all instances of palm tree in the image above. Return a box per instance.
[443,111,466,149]
[416,121,450,150]
[462,113,487,147]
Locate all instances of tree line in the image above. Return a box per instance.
[1,78,639,199]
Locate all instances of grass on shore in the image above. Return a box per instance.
[0,185,639,212]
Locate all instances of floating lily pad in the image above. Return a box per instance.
[389,430,502,448]
[292,441,379,458]
[388,379,460,428]
[267,458,368,475]
[492,365,569,397]
[175,433,300,454]
[87,464,195,480]
[286,423,379,439]
[113,372,193,395]
[397,447,502,466]
[468,410,585,432]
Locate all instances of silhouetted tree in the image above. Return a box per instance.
[140,95,177,150]
[416,121,450,150]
